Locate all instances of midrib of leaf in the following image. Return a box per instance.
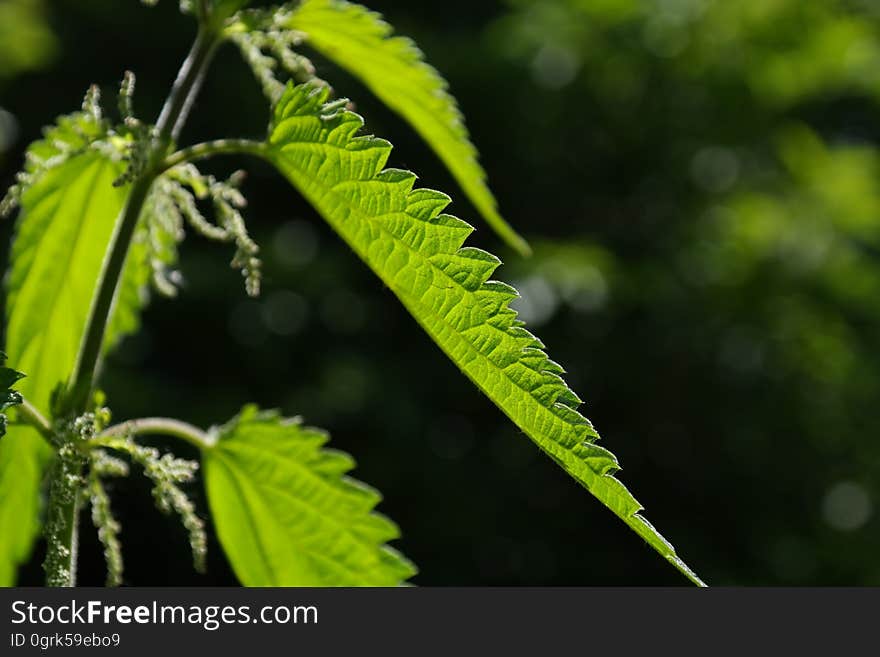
[266,83,704,585]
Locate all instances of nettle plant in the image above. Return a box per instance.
[0,0,703,587]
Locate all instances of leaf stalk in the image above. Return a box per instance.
[97,417,215,451]
[160,139,267,172]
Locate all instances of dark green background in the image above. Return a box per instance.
[2,0,879,586]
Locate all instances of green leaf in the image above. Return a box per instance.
[264,82,703,585]
[203,406,416,586]
[284,0,531,256]
[0,439,39,586]
[6,153,129,409]
[0,107,169,585]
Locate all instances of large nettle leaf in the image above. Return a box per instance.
[0,109,173,585]
[203,406,416,586]
[284,0,530,256]
[263,82,703,585]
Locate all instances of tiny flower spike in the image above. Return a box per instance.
[88,457,125,586]
[150,161,263,297]
[0,86,126,218]
[0,79,156,223]
[90,435,208,574]
[88,486,123,585]
[118,71,137,122]
[230,19,323,103]
[112,72,156,188]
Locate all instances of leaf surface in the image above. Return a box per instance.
[0,147,125,585]
[264,82,703,585]
[203,406,416,586]
[285,0,530,255]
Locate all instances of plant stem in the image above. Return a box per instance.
[47,23,223,588]
[64,177,153,415]
[97,417,216,450]
[67,27,221,416]
[160,138,267,172]
[157,27,222,143]
[43,448,85,587]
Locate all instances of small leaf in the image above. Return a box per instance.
[263,82,703,585]
[203,406,416,586]
[284,0,531,255]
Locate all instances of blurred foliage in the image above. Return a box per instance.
[1,0,878,585]
[496,0,880,585]
[0,0,56,160]
[0,0,55,80]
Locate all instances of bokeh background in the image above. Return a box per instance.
[2,0,879,586]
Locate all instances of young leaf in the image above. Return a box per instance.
[283,0,531,256]
[263,82,703,585]
[203,406,416,586]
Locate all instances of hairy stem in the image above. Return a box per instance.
[47,23,222,588]
[97,417,216,451]
[160,139,267,172]
[43,447,85,587]
[65,177,154,415]
[156,27,221,143]
[67,27,221,416]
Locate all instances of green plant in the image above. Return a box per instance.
[0,0,703,587]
